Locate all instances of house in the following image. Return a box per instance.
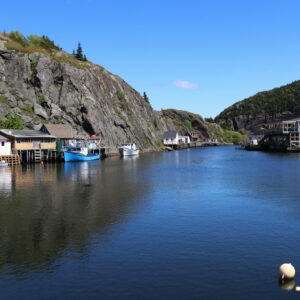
[0,129,56,162]
[163,131,179,145]
[0,134,11,155]
[163,131,191,145]
[40,124,75,147]
[0,129,56,151]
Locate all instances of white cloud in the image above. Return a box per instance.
[173,80,199,89]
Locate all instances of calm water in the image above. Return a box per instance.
[1,146,300,299]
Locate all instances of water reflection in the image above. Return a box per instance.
[279,279,295,291]
[0,167,12,192]
[0,159,149,277]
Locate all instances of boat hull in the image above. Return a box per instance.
[119,149,140,156]
[64,152,100,162]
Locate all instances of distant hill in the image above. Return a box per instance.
[215,80,300,133]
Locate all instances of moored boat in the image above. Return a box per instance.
[64,146,100,162]
[119,143,139,156]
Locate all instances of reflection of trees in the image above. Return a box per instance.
[0,158,149,276]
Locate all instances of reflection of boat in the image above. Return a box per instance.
[64,147,100,162]
[0,160,8,167]
[119,143,139,156]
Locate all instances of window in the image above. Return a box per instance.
[1,142,4,147]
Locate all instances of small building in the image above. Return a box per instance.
[185,131,200,142]
[163,131,179,145]
[0,129,56,162]
[0,134,11,155]
[163,131,190,145]
[40,124,75,148]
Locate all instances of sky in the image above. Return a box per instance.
[2,0,300,117]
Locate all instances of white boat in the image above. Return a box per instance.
[119,143,139,156]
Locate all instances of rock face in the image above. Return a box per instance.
[0,37,171,151]
[0,33,215,150]
[215,80,300,134]
[161,109,212,138]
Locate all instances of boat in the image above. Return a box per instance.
[0,160,8,167]
[119,143,139,156]
[64,146,100,162]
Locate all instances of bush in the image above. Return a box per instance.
[7,31,27,46]
[0,114,24,129]
[183,120,193,131]
[28,35,61,51]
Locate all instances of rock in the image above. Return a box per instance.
[279,263,296,280]
[34,103,48,120]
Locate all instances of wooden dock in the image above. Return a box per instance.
[0,154,20,165]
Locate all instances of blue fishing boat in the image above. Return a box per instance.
[64,146,100,162]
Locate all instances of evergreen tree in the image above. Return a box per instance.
[75,42,83,60]
[143,92,149,104]
[73,42,88,61]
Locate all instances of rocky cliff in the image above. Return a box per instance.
[161,109,212,138]
[215,80,300,134]
[0,32,215,150]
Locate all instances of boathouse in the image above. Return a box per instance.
[40,124,75,148]
[0,129,57,162]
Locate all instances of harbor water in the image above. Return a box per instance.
[1,146,300,299]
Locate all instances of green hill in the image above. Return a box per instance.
[215,80,300,133]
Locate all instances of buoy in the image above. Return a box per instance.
[279,263,296,280]
[295,286,300,292]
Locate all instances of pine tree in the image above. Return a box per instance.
[75,42,83,60]
[143,92,149,104]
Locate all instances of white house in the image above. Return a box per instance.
[163,131,191,145]
[0,134,11,155]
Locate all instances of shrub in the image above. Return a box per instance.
[183,120,193,131]
[0,114,24,129]
[38,95,47,105]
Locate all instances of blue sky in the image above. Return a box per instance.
[2,0,300,117]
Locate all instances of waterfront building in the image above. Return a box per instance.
[40,124,76,148]
[163,131,191,146]
[0,129,56,162]
[258,118,300,151]
[0,134,11,155]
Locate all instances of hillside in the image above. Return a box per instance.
[0,31,219,150]
[215,80,300,133]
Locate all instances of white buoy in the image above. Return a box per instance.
[295,286,300,292]
[279,263,296,280]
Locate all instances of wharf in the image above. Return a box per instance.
[0,154,20,165]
